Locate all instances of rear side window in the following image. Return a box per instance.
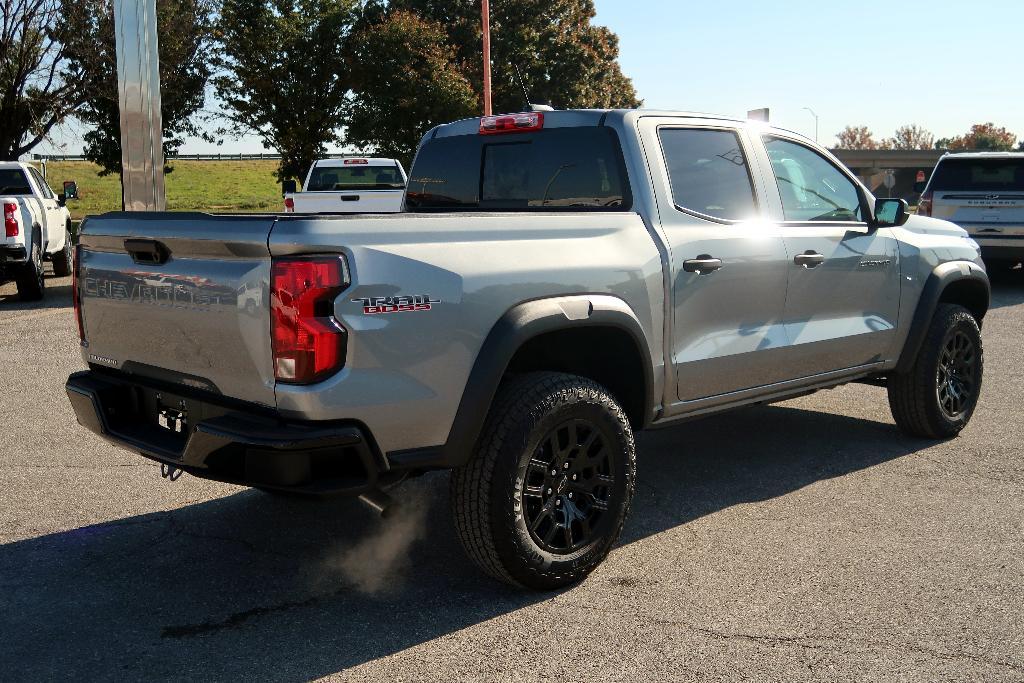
[307,164,404,191]
[406,127,631,211]
[0,169,32,195]
[659,128,757,221]
[929,158,1024,192]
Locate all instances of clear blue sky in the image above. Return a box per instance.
[38,0,1023,155]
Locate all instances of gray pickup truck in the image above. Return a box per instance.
[66,109,989,589]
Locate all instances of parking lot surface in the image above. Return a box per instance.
[2,271,1023,681]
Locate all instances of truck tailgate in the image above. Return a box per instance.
[78,213,278,407]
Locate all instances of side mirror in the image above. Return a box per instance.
[63,180,78,200]
[874,198,910,228]
[282,179,298,195]
[912,180,927,194]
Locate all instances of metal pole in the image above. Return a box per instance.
[803,107,819,143]
[481,0,492,116]
[114,0,165,211]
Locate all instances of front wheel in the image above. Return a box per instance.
[888,304,983,438]
[52,227,72,277]
[450,372,636,590]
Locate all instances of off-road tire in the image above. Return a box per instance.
[888,304,983,438]
[16,230,45,301]
[450,372,636,590]
[51,227,72,277]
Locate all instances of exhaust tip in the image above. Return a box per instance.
[358,489,397,518]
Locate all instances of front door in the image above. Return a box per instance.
[757,136,901,376]
[639,119,793,404]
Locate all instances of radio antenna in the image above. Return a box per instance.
[514,64,532,110]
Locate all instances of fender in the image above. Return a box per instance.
[387,295,655,470]
[895,261,990,374]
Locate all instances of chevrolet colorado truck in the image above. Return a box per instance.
[282,157,407,214]
[1,162,76,300]
[66,110,989,589]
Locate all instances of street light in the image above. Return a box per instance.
[802,107,819,143]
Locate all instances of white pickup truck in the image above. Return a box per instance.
[282,157,407,214]
[0,161,76,300]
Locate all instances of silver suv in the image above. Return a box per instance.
[917,151,1024,269]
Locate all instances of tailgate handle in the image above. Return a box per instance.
[124,239,171,265]
[340,195,360,202]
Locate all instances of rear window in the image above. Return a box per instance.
[405,127,632,212]
[306,164,404,191]
[0,169,32,195]
[930,158,1024,192]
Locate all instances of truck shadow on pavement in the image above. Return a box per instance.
[0,403,936,680]
[988,268,1024,310]
[0,278,72,311]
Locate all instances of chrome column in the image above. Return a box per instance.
[113,0,165,210]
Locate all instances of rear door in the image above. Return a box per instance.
[755,135,900,376]
[27,167,64,247]
[928,156,1024,245]
[638,118,794,403]
[78,214,278,406]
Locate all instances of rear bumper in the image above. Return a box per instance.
[65,370,392,496]
[0,246,28,276]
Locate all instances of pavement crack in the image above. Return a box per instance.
[161,595,322,639]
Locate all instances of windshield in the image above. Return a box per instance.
[930,158,1024,192]
[0,169,32,195]
[306,164,405,191]
[406,127,631,212]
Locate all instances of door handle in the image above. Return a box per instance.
[794,251,825,268]
[682,255,723,274]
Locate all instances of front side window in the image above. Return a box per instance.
[659,128,757,221]
[28,168,54,199]
[764,137,863,222]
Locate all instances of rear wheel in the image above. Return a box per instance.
[52,227,72,277]
[16,232,45,301]
[888,304,983,438]
[450,372,636,590]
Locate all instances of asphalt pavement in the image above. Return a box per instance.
[1,269,1022,681]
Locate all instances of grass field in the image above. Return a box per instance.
[43,160,283,220]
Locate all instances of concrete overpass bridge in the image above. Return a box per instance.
[829,149,947,200]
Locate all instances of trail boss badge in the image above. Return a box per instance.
[353,294,439,315]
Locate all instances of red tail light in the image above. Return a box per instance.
[72,244,85,344]
[4,202,18,237]
[918,190,933,217]
[271,256,349,384]
[480,112,544,135]
[284,197,295,213]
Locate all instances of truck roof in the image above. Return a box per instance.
[939,151,1024,159]
[428,108,814,145]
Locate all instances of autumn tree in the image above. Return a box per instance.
[835,125,879,150]
[344,10,476,168]
[215,0,358,180]
[0,0,84,159]
[939,123,1017,151]
[883,124,934,151]
[58,0,215,175]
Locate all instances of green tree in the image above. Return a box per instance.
[344,10,476,168]
[383,0,640,112]
[57,0,215,176]
[215,0,357,180]
[0,0,84,159]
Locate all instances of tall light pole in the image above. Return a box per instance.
[802,107,819,143]
[481,0,492,116]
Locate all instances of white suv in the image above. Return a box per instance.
[916,152,1024,269]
